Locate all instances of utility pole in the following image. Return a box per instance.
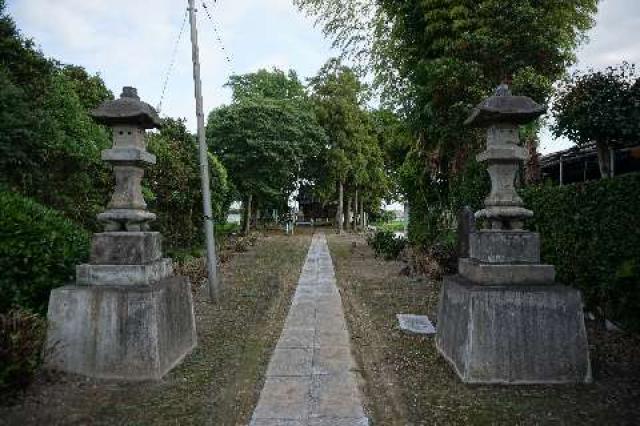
[188,0,219,300]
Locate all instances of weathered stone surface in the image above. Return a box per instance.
[311,373,365,419]
[101,148,156,164]
[469,230,540,264]
[267,348,312,377]
[46,276,197,380]
[96,209,156,232]
[252,377,312,421]
[459,258,555,285]
[456,206,476,258]
[435,275,592,384]
[90,232,162,265]
[397,314,436,335]
[91,86,162,129]
[251,234,367,424]
[76,258,173,286]
[465,83,546,127]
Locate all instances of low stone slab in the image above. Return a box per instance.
[76,258,173,286]
[459,257,555,285]
[396,314,436,335]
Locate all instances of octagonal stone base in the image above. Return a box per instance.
[436,275,591,384]
[46,276,197,380]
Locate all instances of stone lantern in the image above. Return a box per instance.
[46,87,197,380]
[435,84,591,384]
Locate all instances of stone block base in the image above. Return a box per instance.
[459,258,555,285]
[90,232,162,265]
[76,258,173,286]
[46,276,197,380]
[469,230,540,263]
[436,275,591,384]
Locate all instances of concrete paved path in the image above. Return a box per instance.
[250,233,368,426]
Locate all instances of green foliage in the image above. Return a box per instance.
[0,189,89,314]
[0,4,113,229]
[226,68,306,103]
[521,173,640,331]
[367,229,406,260]
[0,308,47,395]
[146,118,232,251]
[208,69,326,209]
[308,59,388,213]
[296,0,598,246]
[553,63,640,177]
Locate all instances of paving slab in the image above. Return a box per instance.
[397,314,436,335]
[251,233,367,425]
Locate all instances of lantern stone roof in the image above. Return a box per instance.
[91,86,162,129]
[465,84,546,127]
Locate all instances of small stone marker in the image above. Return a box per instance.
[397,314,436,335]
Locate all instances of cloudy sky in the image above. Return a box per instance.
[6,0,640,155]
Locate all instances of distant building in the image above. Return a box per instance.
[540,143,640,185]
[297,185,336,224]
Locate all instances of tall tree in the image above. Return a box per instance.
[207,68,326,234]
[308,59,371,233]
[297,0,599,245]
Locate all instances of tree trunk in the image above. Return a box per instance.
[345,195,352,232]
[354,189,359,230]
[359,198,364,232]
[336,181,344,234]
[596,141,612,178]
[243,194,252,236]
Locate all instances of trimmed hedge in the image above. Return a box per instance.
[521,173,640,331]
[0,189,89,314]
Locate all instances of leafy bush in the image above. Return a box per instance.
[0,308,46,394]
[145,118,232,252]
[367,229,406,260]
[521,173,640,331]
[0,190,89,314]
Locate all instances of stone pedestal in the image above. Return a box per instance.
[436,84,591,384]
[45,87,197,380]
[436,275,591,384]
[47,276,196,380]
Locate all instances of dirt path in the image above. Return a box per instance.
[327,233,640,425]
[0,233,312,426]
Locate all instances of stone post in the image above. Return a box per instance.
[435,84,591,384]
[45,87,197,380]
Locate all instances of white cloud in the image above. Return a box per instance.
[7,0,335,130]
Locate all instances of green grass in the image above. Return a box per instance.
[0,234,312,425]
[328,234,640,425]
[373,220,406,233]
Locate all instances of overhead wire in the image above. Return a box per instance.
[201,0,234,73]
[156,8,189,113]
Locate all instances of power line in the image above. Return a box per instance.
[201,0,234,71]
[157,9,189,112]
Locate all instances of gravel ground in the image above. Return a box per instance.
[327,233,640,426]
[0,232,312,426]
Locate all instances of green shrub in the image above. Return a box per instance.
[0,190,89,314]
[521,173,640,331]
[367,229,407,260]
[145,118,232,252]
[0,308,46,394]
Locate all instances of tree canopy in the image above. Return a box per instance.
[207,68,326,212]
[553,63,640,177]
